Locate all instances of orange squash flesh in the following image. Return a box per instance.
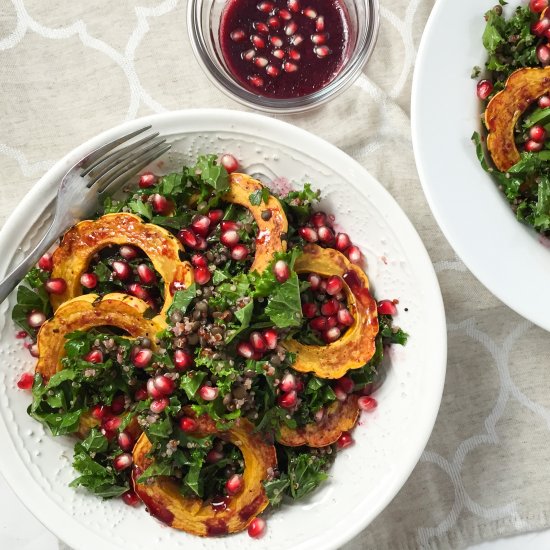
[485,67,550,171]
[49,213,193,315]
[282,245,379,379]
[132,414,277,536]
[278,395,359,447]
[223,173,288,273]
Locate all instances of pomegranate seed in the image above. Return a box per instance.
[243,48,256,61]
[174,349,194,370]
[268,16,280,28]
[194,266,211,285]
[336,376,354,394]
[15,330,26,339]
[377,299,397,316]
[270,35,283,47]
[285,21,298,36]
[303,6,317,18]
[208,209,224,225]
[318,226,335,245]
[112,261,131,281]
[290,34,304,45]
[221,220,240,231]
[178,228,198,248]
[206,449,224,464]
[179,417,198,432]
[314,408,325,422]
[530,0,549,13]
[80,272,98,289]
[532,18,550,36]
[220,229,240,247]
[311,33,328,45]
[91,404,109,420]
[103,416,122,432]
[37,253,53,271]
[110,395,126,415]
[334,385,348,402]
[273,49,285,59]
[272,259,290,282]
[279,8,292,19]
[249,74,265,87]
[263,329,278,349]
[118,431,134,452]
[358,396,377,411]
[237,341,255,358]
[336,431,354,449]
[299,227,318,242]
[337,308,354,326]
[226,473,243,495]
[113,453,133,471]
[231,244,250,261]
[119,245,138,260]
[199,385,219,401]
[476,79,493,100]
[310,211,327,227]
[278,390,297,408]
[288,49,301,61]
[346,246,362,264]
[319,279,327,293]
[230,29,246,42]
[537,43,550,66]
[254,21,269,33]
[307,273,321,290]
[326,276,343,296]
[27,310,46,329]
[288,0,300,13]
[321,298,339,316]
[154,374,175,396]
[45,277,67,294]
[539,95,550,109]
[314,45,332,58]
[151,193,170,215]
[257,1,274,12]
[302,302,318,318]
[335,233,351,251]
[220,154,239,173]
[530,125,547,142]
[127,283,151,302]
[191,215,211,237]
[138,172,156,188]
[150,397,169,413]
[309,316,327,332]
[147,377,164,399]
[248,517,266,538]
[17,372,34,390]
[316,16,325,31]
[525,139,544,152]
[279,373,296,392]
[190,254,206,268]
[254,56,268,68]
[122,490,140,506]
[195,235,207,251]
[266,64,280,77]
[84,349,103,363]
[251,34,266,48]
[326,315,338,329]
[132,348,152,368]
[135,264,155,285]
[135,387,148,401]
[323,326,341,343]
[250,331,267,352]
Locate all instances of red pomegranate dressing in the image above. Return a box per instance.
[220,0,350,98]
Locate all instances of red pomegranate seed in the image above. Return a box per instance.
[248,517,266,538]
[525,139,544,152]
[250,331,267,352]
[135,386,148,400]
[199,385,219,401]
[334,385,348,402]
[299,227,318,242]
[154,374,175,396]
[346,245,362,264]
[220,229,240,247]
[103,416,122,432]
[530,0,549,13]
[325,276,343,296]
[27,310,46,329]
[118,431,134,452]
[27,344,37,359]
[314,45,332,58]
[15,330,26,339]
[263,329,278,349]
[290,33,303,45]
[377,299,397,315]
[326,315,338,329]
[315,15,325,31]
[303,6,317,18]
[150,397,169,413]
[302,302,318,318]
[113,453,133,471]
[288,0,300,13]
[37,253,53,271]
[532,18,550,36]
[251,34,266,48]
[84,349,103,364]
[310,212,327,227]
[147,377,163,399]
[110,395,126,415]
[237,341,255,358]
[194,266,211,285]
[268,16,280,28]
[288,49,301,61]
[179,417,198,432]
[278,390,297,408]
[270,35,283,47]
[206,449,224,464]
[231,244,250,261]
[230,29,246,42]
[317,226,334,244]
[279,8,292,19]
[45,277,67,294]
[112,261,131,281]
[178,228,198,248]
[191,215,211,237]
[530,125,547,142]
[254,56,269,68]
[257,1,274,12]
[337,308,354,326]
[476,79,493,100]
[285,21,298,36]
[358,396,377,411]
[119,245,138,260]
[319,279,327,293]
[539,95,550,108]
[336,431,354,449]
[279,373,296,392]
[136,264,155,285]
[91,404,109,420]
[226,473,243,495]
[208,209,224,225]
[220,154,239,173]
[174,349,194,370]
[138,172,157,188]
[311,33,329,45]
[323,326,341,343]
[221,220,240,231]
[335,232,351,251]
[195,235,207,250]
[273,48,285,59]
[307,272,321,290]
[321,298,339,316]
[80,272,98,289]
[537,43,550,66]
[309,316,327,332]
[132,348,152,368]
[336,376,354,394]
[273,260,290,282]
[243,48,256,61]
[254,21,269,33]
[151,194,170,215]
[190,254,206,268]
[17,372,34,390]
[266,64,280,77]
[122,490,141,506]
[127,283,151,302]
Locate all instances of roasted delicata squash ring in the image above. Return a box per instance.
[132,414,277,536]
[278,395,359,447]
[49,213,193,314]
[282,244,379,379]
[485,67,550,171]
[36,293,164,381]
[223,173,288,273]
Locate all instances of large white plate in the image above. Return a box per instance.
[412,0,550,331]
[0,109,446,550]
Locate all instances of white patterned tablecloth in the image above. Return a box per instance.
[2,1,550,549]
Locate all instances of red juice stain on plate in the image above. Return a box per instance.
[220,0,350,98]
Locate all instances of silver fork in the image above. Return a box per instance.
[0,126,171,304]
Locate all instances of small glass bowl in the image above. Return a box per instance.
[187,0,380,113]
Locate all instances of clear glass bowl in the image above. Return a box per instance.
[187,0,380,113]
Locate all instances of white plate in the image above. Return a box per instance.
[0,109,446,550]
[412,0,550,331]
